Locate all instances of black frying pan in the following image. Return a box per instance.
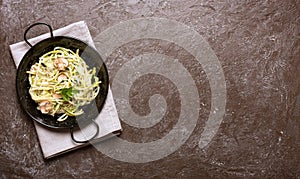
[16,22,109,143]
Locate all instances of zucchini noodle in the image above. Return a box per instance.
[27,47,101,122]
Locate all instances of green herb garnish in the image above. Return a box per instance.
[61,87,73,101]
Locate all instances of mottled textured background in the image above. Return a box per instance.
[1,0,299,178]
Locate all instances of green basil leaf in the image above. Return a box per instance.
[61,87,73,101]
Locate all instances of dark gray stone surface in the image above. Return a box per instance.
[1,0,299,178]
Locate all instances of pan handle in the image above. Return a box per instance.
[70,120,100,143]
[24,22,54,47]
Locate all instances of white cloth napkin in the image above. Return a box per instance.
[10,21,122,159]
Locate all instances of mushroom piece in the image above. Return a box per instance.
[52,92,62,99]
[38,100,53,114]
[57,73,68,82]
[53,57,68,71]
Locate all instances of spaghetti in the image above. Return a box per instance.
[27,47,100,121]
